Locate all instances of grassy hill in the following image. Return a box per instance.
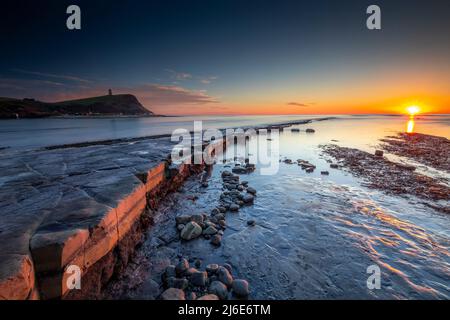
[0,94,154,118]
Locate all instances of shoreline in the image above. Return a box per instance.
[1,117,448,299]
[41,116,334,151]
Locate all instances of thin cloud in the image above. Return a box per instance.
[287,102,311,107]
[11,68,91,83]
[165,69,193,81]
[136,84,218,105]
[166,69,218,85]
[200,76,218,85]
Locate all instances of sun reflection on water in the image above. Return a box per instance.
[406,117,415,133]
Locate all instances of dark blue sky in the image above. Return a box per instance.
[1,0,449,114]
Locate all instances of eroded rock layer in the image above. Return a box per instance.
[0,137,222,299]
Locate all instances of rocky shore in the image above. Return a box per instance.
[321,144,450,213]
[0,136,220,299]
[0,117,342,300]
[380,133,450,172]
[160,259,250,300]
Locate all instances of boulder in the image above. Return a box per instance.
[375,150,384,157]
[217,266,233,287]
[209,281,228,300]
[197,294,219,300]
[243,194,254,204]
[176,215,191,225]
[164,265,176,279]
[186,291,197,300]
[190,271,208,287]
[191,214,204,224]
[232,279,249,297]
[160,288,185,300]
[167,277,189,290]
[180,222,203,240]
[210,234,222,247]
[203,226,218,235]
[175,258,189,275]
[206,264,219,275]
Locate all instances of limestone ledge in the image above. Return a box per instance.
[0,137,223,299]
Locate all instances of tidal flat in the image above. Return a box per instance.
[1,115,449,300]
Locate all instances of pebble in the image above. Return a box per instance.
[160,288,185,300]
[232,166,248,174]
[320,171,329,175]
[164,265,176,279]
[243,194,254,203]
[175,259,189,275]
[232,279,250,297]
[215,213,225,221]
[203,226,218,235]
[186,292,197,300]
[175,215,191,225]
[206,264,219,274]
[209,281,228,300]
[211,208,220,215]
[223,263,233,273]
[191,214,204,224]
[177,224,185,231]
[247,220,256,226]
[197,294,219,300]
[375,150,384,157]
[330,163,339,169]
[210,234,222,246]
[180,221,203,240]
[190,271,208,287]
[186,267,198,277]
[218,266,233,287]
[221,170,232,178]
[167,277,189,290]
[229,204,239,212]
[194,259,202,268]
[218,220,226,228]
[306,128,315,133]
[218,206,227,213]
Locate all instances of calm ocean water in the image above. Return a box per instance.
[0,114,449,150]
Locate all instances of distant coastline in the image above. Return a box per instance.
[0,93,157,119]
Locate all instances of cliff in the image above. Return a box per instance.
[0,94,153,118]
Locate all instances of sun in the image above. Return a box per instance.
[407,105,420,116]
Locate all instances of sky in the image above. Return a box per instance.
[0,0,449,115]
